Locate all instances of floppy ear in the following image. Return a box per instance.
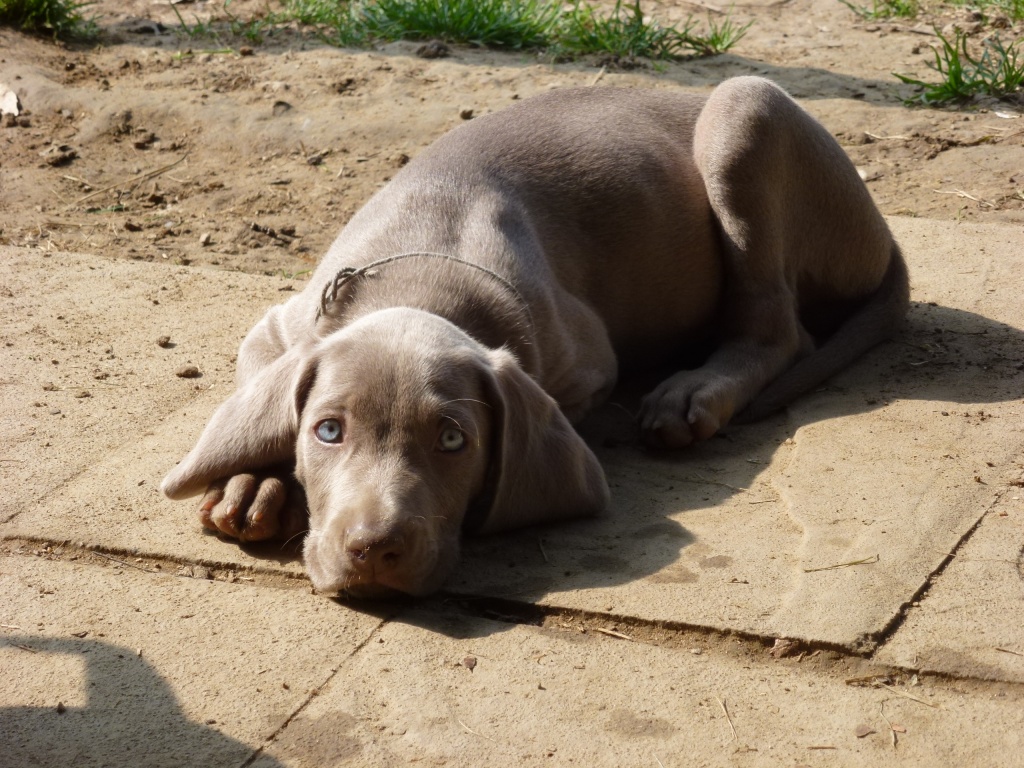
[161,346,318,500]
[470,348,609,534]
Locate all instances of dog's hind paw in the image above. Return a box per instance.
[638,371,739,450]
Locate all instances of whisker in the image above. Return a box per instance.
[282,528,310,549]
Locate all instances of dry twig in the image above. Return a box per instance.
[879,701,898,748]
[876,682,941,709]
[457,718,496,742]
[933,188,995,208]
[865,132,911,141]
[537,537,550,564]
[995,647,1024,657]
[70,155,189,207]
[679,476,748,492]
[90,550,157,574]
[803,554,879,573]
[716,697,737,742]
[594,627,633,641]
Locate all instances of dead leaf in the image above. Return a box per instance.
[768,638,800,658]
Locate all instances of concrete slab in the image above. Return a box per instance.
[252,609,1024,767]
[0,247,304,572]
[3,218,1022,653]
[877,486,1024,683]
[0,550,383,767]
[453,217,1024,649]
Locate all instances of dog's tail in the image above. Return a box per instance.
[736,244,910,423]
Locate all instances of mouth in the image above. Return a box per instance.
[303,523,457,598]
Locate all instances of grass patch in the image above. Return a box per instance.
[158,0,754,59]
[946,0,1024,21]
[839,0,1024,21]
[554,1,750,59]
[0,0,97,39]
[282,0,751,58]
[555,0,698,59]
[358,0,560,48]
[895,28,1024,103]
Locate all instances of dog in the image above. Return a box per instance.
[161,77,909,598]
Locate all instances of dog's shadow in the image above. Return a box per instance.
[407,301,1023,636]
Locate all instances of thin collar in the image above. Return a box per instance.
[314,251,533,332]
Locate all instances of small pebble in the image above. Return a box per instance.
[462,655,477,671]
[459,107,474,120]
[176,365,200,379]
[199,232,212,246]
[56,702,66,714]
[156,335,172,348]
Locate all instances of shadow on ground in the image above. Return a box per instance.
[425,302,1024,629]
[0,635,282,768]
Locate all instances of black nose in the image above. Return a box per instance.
[345,527,404,573]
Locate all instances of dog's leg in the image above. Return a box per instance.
[640,77,889,448]
[183,305,310,541]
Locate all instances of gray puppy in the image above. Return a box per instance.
[162,78,908,598]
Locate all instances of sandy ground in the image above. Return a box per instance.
[1,0,1022,277]
[2,1,1024,766]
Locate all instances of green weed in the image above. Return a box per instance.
[555,1,750,59]
[691,13,753,55]
[555,0,694,59]
[170,1,218,39]
[0,0,97,39]
[838,0,918,19]
[895,28,1024,103]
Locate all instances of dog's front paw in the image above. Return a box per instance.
[639,372,738,449]
[198,472,307,542]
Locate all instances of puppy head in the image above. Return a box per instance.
[296,309,493,597]
[162,307,608,597]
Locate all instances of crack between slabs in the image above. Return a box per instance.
[859,484,1009,654]
[1,536,308,587]
[237,618,393,768]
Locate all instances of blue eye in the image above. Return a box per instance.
[315,418,344,443]
[437,427,466,452]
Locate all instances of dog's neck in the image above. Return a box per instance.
[314,252,540,374]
